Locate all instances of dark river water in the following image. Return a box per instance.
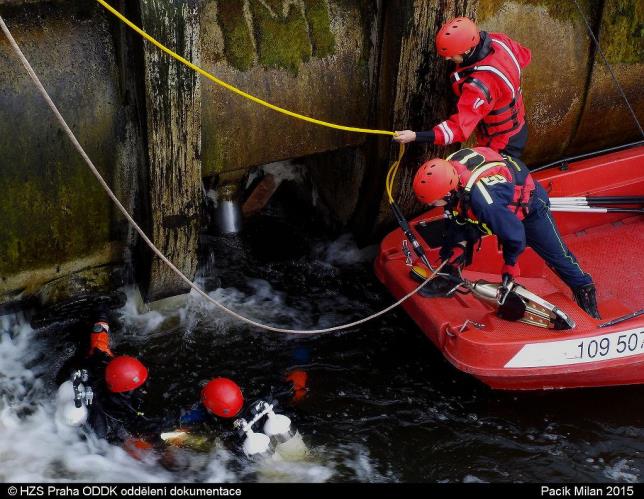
[1,193,643,483]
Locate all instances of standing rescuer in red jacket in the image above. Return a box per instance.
[394,17,531,158]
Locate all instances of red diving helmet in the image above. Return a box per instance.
[413,158,459,204]
[201,377,244,418]
[105,355,148,393]
[435,17,480,57]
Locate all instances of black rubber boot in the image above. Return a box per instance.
[573,283,601,319]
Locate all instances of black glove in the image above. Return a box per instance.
[442,243,467,267]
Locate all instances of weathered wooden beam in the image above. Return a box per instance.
[361,0,477,234]
[139,0,202,301]
[242,174,278,218]
[390,0,477,214]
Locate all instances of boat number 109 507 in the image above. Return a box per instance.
[577,332,644,359]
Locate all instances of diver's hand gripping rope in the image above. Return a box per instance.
[0,16,432,336]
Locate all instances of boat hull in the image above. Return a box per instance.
[375,146,644,390]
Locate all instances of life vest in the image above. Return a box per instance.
[446,148,535,233]
[450,34,525,144]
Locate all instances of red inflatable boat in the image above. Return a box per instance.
[375,146,644,390]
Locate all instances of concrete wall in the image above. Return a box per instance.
[200,0,379,180]
[0,1,139,306]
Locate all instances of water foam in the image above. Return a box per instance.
[312,234,377,267]
[604,458,639,483]
[0,314,228,482]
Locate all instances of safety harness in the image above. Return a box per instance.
[446,148,535,235]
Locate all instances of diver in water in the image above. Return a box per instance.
[55,310,158,443]
[158,377,246,456]
[89,354,154,441]
[410,147,600,319]
[57,312,308,465]
[158,375,309,465]
[173,345,311,444]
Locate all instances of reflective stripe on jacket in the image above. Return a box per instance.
[448,147,535,223]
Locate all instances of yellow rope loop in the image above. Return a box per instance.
[95,0,395,137]
[386,142,406,203]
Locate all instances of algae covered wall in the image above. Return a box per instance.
[0,0,382,306]
[0,1,139,305]
[200,0,379,180]
[567,0,644,153]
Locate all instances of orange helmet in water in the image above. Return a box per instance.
[435,17,480,57]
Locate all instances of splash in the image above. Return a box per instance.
[261,160,305,185]
[604,459,639,483]
[312,233,377,266]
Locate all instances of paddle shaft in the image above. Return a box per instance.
[550,196,644,206]
[549,206,644,214]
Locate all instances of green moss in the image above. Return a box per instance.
[0,94,114,276]
[214,0,337,73]
[303,0,335,58]
[201,128,227,177]
[216,1,255,71]
[0,2,125,284]
[249,1,312,75]
[0,161,112,276]
[263,0,285,12]
[600,0,644,64]
[477,0,588,23]
[478,0,642,64]
[355,0,379,71]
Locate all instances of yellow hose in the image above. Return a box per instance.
[96,0,395,137]
[386,143,406,204]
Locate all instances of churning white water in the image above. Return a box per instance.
[5,229,638,483]
[0,315,173,482]
[0,305,360,482]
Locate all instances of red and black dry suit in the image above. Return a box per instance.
[416,32,531,158]
[440,147,593,291]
